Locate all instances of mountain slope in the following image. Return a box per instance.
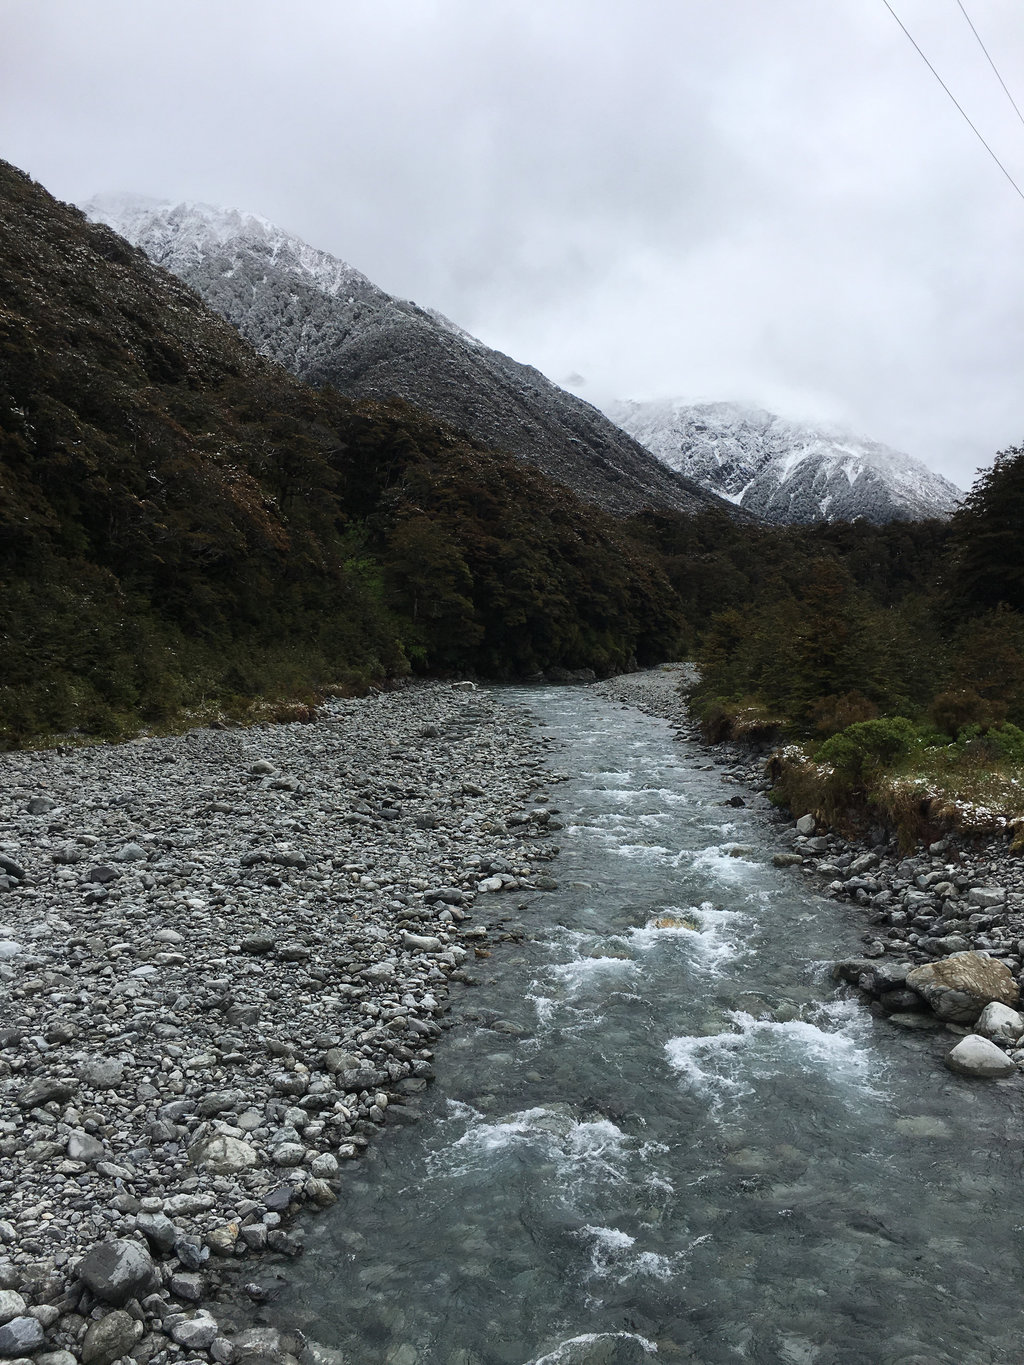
[605,398,963,524]
[0,160,688,746]
[84,195,722,519]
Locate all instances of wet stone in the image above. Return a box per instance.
[0,1316,45,1358]
[77,1239,157,1306]
[946,1034,1017,1078]
[80,1310,142,1365]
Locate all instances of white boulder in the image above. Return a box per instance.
[945,1034,1016,1078]
[975,1001,1024,1045]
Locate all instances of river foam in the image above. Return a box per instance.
[664,1003,882,1109]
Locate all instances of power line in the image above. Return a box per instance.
[880,0,1024,205]
[955,0,1024,133]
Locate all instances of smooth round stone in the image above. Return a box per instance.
[945,1034,1017,1078]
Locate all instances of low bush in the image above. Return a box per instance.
[816,716,920,785]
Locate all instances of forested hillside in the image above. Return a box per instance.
[0,161,682,747]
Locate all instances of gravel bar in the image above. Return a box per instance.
[0,682,564,1365]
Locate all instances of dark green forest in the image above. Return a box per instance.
[2,153,1022,822]
[0,160,682,746]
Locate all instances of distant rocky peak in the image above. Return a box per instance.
[605,397,963,525]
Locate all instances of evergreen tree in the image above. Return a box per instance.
[951,445,1024,611]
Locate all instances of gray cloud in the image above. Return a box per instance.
[4,0,1023,487]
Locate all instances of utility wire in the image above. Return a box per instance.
[880,0,1024,205]
[955,0,1024,132]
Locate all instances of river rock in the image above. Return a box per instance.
[401,930,442,952]
[905,952,1019,1023]
[189,1133,259,1175]
[894,1116,952,1139]
[115,841,148,861]
[16,1076,76,1108]
[77,1057,124,1090]
[945,1034,1017,1078]
[967,886,1005,908]
[80,1310,142,1365]
[323,1049,360,1075]
[171,1312,220,1350]
[77,1239,158,1306]
[886,1012,944,1030]
[66,1129,105,1162]
[0,1295,24,1329]
[0,1315,45,1357]
[135,1211,179,1254]
[232,1327,297,1365]
[975,1002,1024,1044]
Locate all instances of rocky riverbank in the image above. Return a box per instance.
[0,683,564,1365]
[592,665,1024,1077]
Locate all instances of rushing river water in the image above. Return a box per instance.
[268,687,1023,1365]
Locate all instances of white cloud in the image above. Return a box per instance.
[3,0,1023,488]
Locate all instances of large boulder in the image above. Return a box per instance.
[77,1239,158,1306]
[905,952,1019,1024]
[945,1034,1017,1079]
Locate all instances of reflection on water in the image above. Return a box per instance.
[260,687,1023,1365]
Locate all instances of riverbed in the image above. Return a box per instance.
[263,682,1024,1365]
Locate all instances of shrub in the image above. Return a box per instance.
[698,696,785,746]
[816,716,920,785]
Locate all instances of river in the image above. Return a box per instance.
[260,685,1023,1365]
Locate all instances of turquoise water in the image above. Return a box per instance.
[264,688,1024,1365]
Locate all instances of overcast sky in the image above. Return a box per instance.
[5,0,1024,488]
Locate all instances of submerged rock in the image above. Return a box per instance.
[528,1333,653,1365]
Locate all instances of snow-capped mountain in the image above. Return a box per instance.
[84,195,720,520]
[603,399,963,524]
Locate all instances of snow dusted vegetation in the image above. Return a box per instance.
[605,398,964,524]
[84,195,716,520]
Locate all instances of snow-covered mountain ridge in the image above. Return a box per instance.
[605,398,963,524]
[84,195,721,520]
